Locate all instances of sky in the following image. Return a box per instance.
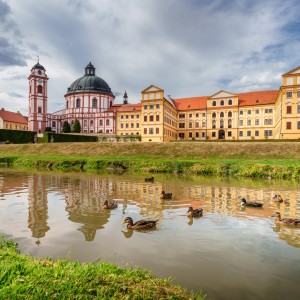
[0,0,300,115]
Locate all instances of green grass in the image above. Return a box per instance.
[0,238,205,300]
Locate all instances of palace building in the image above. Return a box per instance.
[27,62,300,140]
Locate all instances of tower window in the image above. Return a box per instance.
[38,106,42,113]
[37,85,43,94]
[76,98,81,108]
[92,98,97,108]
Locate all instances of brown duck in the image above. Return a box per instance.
[272,194,289,204]
[103,200,118,209]
[145,176,154,182]
[122,217,159,230]
[272,212,300,226]
[187,207,203,218]
[161,191,172,199]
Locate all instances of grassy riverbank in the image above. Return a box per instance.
[0,238,204,299]
[0,142,300,178]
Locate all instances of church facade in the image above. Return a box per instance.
[27,62,300,141]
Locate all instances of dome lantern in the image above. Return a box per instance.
[85,62,95,76]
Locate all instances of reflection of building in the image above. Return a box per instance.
[28,174,50,243]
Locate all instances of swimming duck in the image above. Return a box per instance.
[187,207,203,218]
[103,200,118,209]
[122,217,159,230]
[272,194,289,204]
[145,176,154,182]
[272,212,300,226]
[241,198,263,207]
[161,191,172,199]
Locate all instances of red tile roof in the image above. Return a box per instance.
[237,90,279,106]
[172,96,208,111]
[0,109,28,124]
[115,103,142,112]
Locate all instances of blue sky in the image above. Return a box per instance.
[0,0,300,114]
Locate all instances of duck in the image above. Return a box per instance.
[241,198,263,208]
[272,194,289,204]
[122,217,159,230]
[272,212,300,226]
[161,191,172,199]
[145,176,154,182]
[187,207,203,218]
[103,200,118,209]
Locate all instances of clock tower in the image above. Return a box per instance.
[28,61,49,133]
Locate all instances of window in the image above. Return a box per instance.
[228,119,232,128]
[220,120,224,128]
[212,132,216,138]
[66,101,69,109]
[121,115,124,119]
[220,112,224,118]
[247,110,251,115]
[155,128,159,134]
[265,108,273,113]
[120,123,123,128]
[92,98,97,108]
[195,113,199,117]
[239,120,243,126]
[264,119,273,125]
[99,119,103,126]
[228,99,232,105]
[202,113,206,117]
[188,132,192,138]
[83,120,87,127]
[228,131,232,137]
[239,131,243,137]
[150,115,154,122]
[287,106,292,114]
[220,100,224,106]
[149,105,154,109]
[126,115,129,119]
[144,105,147,109]
[179,123,185,128]
[38,106,42,113]
[195,122,199,128]
[255,130,259,137]
[136,123,139,128]
[189,122,192,128]
[149,128,154,134]
[131,115,134,119]
[90,120,94,126]
[144,128,147,134]
[76,98,81,108]
[297,91,300,98]
[125,123,129,128]
[286,122,292,130]
[179,113,185,118]
[212,101,216,106]
[156,115,160,122]
[202,121,206,128]
[247,119,251,126]
[240,110,243,115]
[228,111,232,117]
[287,92,292,98]
[255,119,259,126]
[195,132,199,138]
[212,120,216,128]
[202,132,206,138]
[37,85,43,93]
[144,116,147,122]
[131,123,134,128]
[212,112,216,118]
[189,114,192,118]
[156,104,160,109]
[247,131,251,137]
[298,121,300,129]
[179,132,185,139]
[297,105,300,114]
[106,119,109,126]
[255,109,259,114]
[52,121,56,127]
[136,115,139,118]
[264,130,272,137]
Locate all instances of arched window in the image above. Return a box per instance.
[220,100,224,106]
[220,120,224,128]
[37,85,43,93]
[220,112,224,118]
[90,120,94,126]
[228,111,232,117]
[106,119,110,126]
[212,112,216,118]
[212,101,216,106]
[92,98,97,108]
[52,121,56,127]
[76,98,81,108]
[228,99,233,105]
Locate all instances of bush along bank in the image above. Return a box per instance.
[0,238,205,300]
[1,156,300,179]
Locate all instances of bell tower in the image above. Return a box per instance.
[28,60,48,133]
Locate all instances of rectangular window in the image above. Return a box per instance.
[144,128,147,134]
[247,120,251,126]
[189,122,192,128]
[150,115,154,122]
[120,115,123,119]
[298,121,300,129]
[202,113,206,117]
[286,122,292,130]
[131,115,134,119]
[255,109,259,114]
[156,127,159,134]
[265,109,273,113]
[239,120,243,126]
[287,106,292,114]
[120,123,123,128]
[195,122,199,128]
[83,120,87,127]
[131,123,134,128]
[99,119,103,126]
[287,92,292,98]
[125,123,128,128]
[136,123,139,128]
[179,114,185,118]
[212,132,216,138]
[156,115,160,122]
[126,115,129,119]
[255,119,259,126]
[247,131,251,137]
[228,131,232,137]
[179,123,185,128]
[239,131,243,137]
[239,110,243,115]
[189,114,192,118]
[189,132,192,138]
[195,113,199,118]
[297,91,300,98]
[38,106,42,113]
[149,128,154,134]
[144,105,147,109]
[149,105,154,109]
[195,132,199,138]
[144,116,147,122]
[106,119,109,126]
[156,104,160,109]
[264,130,272,137]
[297,105,300,114]
[264,119,273,125]
[255,130,259,137]
[202,132,206,138]
[179,132,185,139]
[247,110,251,115]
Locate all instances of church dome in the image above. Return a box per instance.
[31,62,45,70]
[67,62,113,95]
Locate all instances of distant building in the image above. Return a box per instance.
[0,108,28,130]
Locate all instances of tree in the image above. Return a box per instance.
[71,119,81,133]
[45,127,52,132]
[62,121,71,133]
